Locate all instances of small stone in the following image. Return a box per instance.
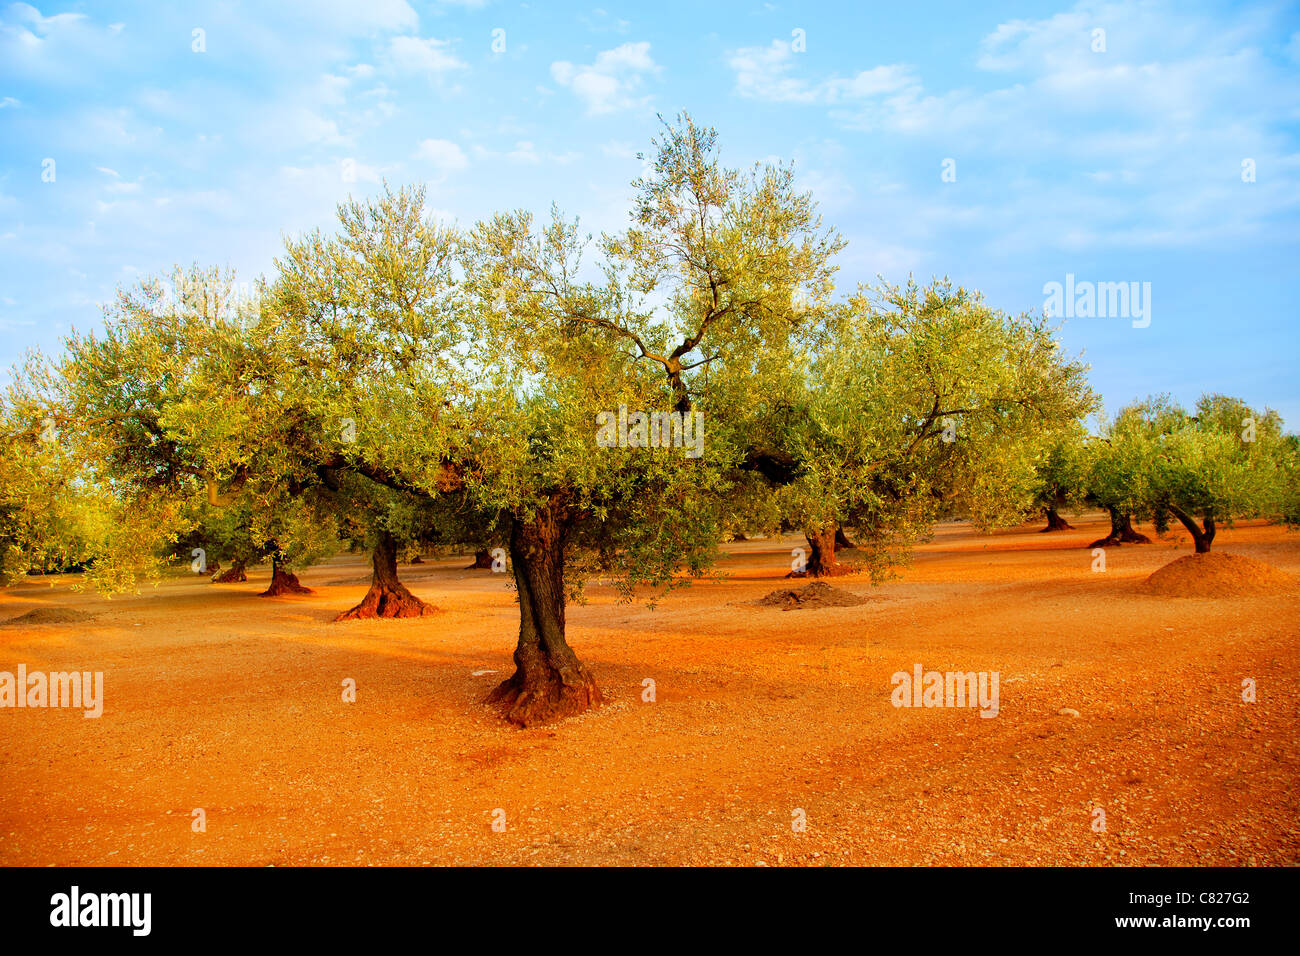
[1058,707,1081,718]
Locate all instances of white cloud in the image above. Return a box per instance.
[507,140,540,164]
[0,2,120,82]
[94,166,140,192]
[550,41,660,115]
[729,39,914,104]
[471,141,582,165]
[724,2,1300,250]
[274,108,350,148]
[387,35,467,74]
[416,137,468,173]
[8,3,86,33]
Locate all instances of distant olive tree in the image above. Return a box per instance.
[1143,395,1291,554]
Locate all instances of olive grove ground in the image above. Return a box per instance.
[0,513,1296,866]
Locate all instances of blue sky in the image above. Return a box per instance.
[1,0,1298,424]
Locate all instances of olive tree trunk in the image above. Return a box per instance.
[261,555,312,596]
[1041,506,1074,532]
[1089,508,1150,548]
[1168,505,1216,554]
[487,499,600,726]
[792,526,854,577]
[465,548,495,570]
[335,530,435,620]
[212,559,247,583]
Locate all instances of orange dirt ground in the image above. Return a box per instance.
[1,513,1297,866]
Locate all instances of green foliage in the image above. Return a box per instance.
[766,278,1096,573]
[38,266,348,590]
[1029,421,1091,518]
[1154,395,1288,527]
[1,352,184,589]
[1089,394,1293,548]
[7,113,1289,604]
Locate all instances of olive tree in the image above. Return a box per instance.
[1085,398,1184,547]
[1031,423,1090,532]
[1,352,183,591]
[768,280,1095,576]
[1142,394,1290,553]
[45,267,350,594]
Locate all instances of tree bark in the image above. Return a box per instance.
[1090,508,1152,547]
[1117,513,1151,544]
[261,556,312,596]
[1041,506,1074,532]
[486,500,600,726]
[465,548,495,570]
[834,526,857,550]
[1089,508,1125,548]
[1168,505,1215,554]
[790,526,854,577]
[212,559,247,583]
[335,530,435,620]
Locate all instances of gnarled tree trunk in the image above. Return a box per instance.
[335,530,435,620]
[790,526,854,577]
[834,526,857,551]
[465,548,494,570]
[212,559,247,583]
[1117,513,1151,544]
[1041,506,1074,532]
[1089,508,1151,548]
[261,556,312,596]
[1168,505,1215,554]
[487,500,600,727]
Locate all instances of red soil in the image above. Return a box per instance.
[1144,551,1295,598]
[0,516,1296,866]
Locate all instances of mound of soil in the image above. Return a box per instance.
[1,607,97,626]
[1144,552,1295,598]
[756,581,867,610]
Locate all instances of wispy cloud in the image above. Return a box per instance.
[551,41,660,115]
[726,0,1300,249]
[386,35,467,75]
[416,137,469,173]
[729,39,914,104]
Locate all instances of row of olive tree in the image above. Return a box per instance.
[0,114,1192,726]
[1029,394,1296,552]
